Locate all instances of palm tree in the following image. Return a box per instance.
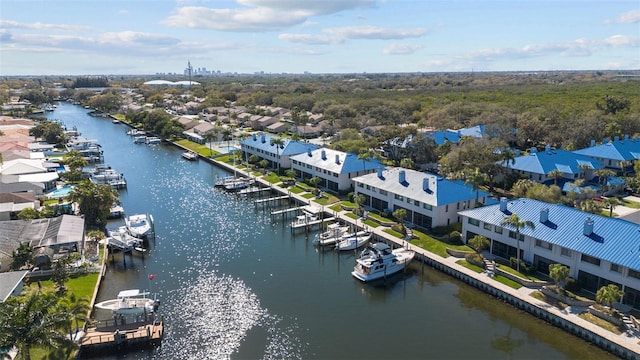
[546,169,563,186]
[500,213,535,272]
[203,131,217,157]
[469,235,489,254]
[357,149,376,175]
[0,292,74,360]
[57,293,90,340]
[309,176,322,195]
[604,197,622,217]
[577,163,592,179]
[392,208,407,234]
[594,168,616,195]
[271,137,284,175]
[465,167,488,204]
[596,284,625,310]
[548,263,570,290]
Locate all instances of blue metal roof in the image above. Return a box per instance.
[290,148,383,175]
[240,133,319,156]
[354,167,489,206]
[508,148,603,175]
[459,198,640,271]
[574,138,640,161]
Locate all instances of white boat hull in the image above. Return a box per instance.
[352,246,415,282]
[335,232,372,251]
[125,214,153,238]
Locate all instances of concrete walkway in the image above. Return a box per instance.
[213,159,640,357]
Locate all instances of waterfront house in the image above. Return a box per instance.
[240,133,319,170]
[290,147,382,193]
[459,197,640,310]
[353,167,489,229]
[0,214,85,273]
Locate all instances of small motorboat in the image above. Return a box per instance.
[182,151,199,161]
[335,231,372,251]
[125,213,154,238]
[313,223,349,246]
[94,289,158,315]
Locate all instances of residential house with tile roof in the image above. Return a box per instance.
[459,197,640,309]
[353,167,490,229]
[240,133,319,170]
[574,135,640,173]
[290,147,382,193]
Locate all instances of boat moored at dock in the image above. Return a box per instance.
[351,243,415,282]
[94,289,159,315]
[335,231,372,251]
[125,213,154,239]
[182,150,199,161]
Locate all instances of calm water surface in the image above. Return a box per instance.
[47,103,615,359]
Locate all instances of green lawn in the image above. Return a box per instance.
[578,313,624,335]
[408,229,472,258]
[492,274,523,289]
[175,139,218,157]
[22,273,100,360]
[621,198,640,209]
[456,259,484,273]
[496,264,546,282]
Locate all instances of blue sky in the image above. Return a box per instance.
[1,0,638,76]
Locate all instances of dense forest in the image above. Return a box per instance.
[2,71,639,152]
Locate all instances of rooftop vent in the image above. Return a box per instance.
[377,168,384,179]
[499,197,508,212]
[540,208,548,223]
[583,217,594,236]
[423,178,429,191]
[261,134,266,143]
[321,149,327,160]
[530,147,537,154]
[399,170,406,184]
[335,154,340,164]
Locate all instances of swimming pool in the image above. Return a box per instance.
[45,185,74,199]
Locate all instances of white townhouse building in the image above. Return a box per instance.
[240,133,319,170]
[290,148,382,193]
[459,197,640,309]
[353,167,490,229]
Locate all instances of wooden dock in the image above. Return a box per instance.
[79,320,163,353]
[291,216,336,231]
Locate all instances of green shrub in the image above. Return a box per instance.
[465,252,484,267]
[449,230,462,245]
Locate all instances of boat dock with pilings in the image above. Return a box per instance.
[78,319,164,355]
[202,156,640,359]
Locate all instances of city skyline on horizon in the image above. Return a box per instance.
[1,1,639,76]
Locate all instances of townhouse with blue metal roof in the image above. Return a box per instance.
[290,148,382,193]
[240,132,319,169]
[574,135,640,173]
[353,167,490,229]
[459,197,640,309]
[501,145,603,185]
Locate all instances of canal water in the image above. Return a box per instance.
[47,102,614,359]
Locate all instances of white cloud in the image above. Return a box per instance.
[163,0,375,32]
[0,20,91,32]
[323,25,428,40]
[383,43,422,55]
[607,9,640,24]
[278,33,339,45]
